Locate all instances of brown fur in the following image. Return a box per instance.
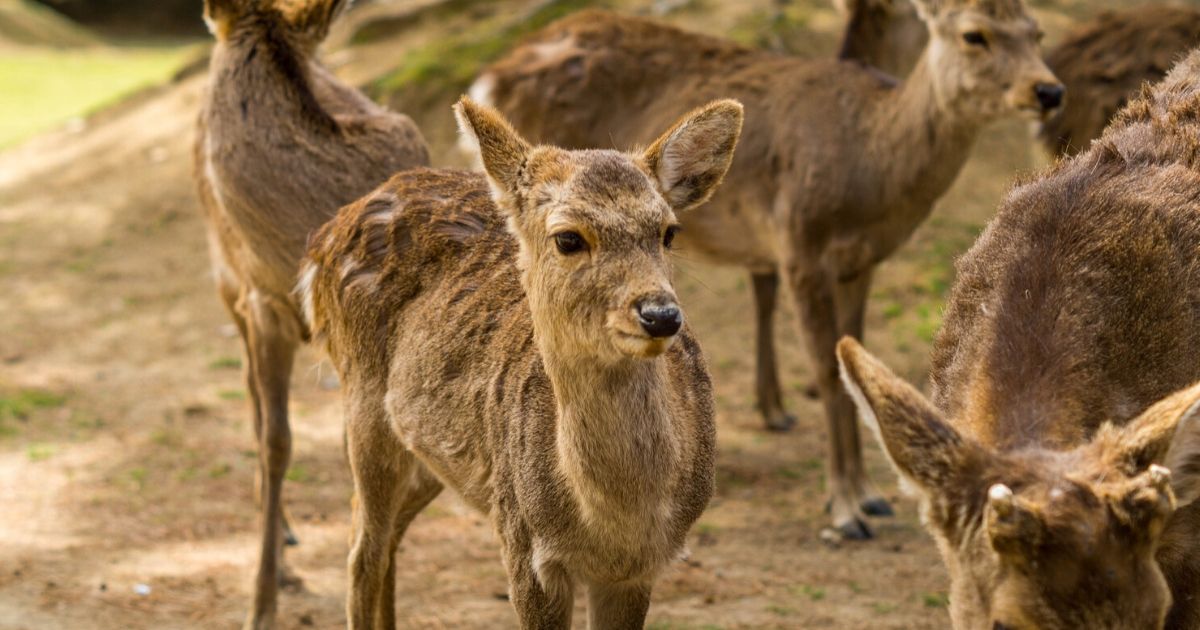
[1040,5,1200,157]
[302,98,742,628]
[839,50,1200,629]
[472,3,1060,538]
[193,1,428,627]
[837,0,927,77]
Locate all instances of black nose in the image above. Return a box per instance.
[1035,82,1064,110]
[637,300,682,338]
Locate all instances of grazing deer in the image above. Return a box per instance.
[194,0,428,627]
[471,1,1062,538]
[299,97,741,629]
[839,50,1200,629]
[1039,4,1200,157]
[836,0,926,77]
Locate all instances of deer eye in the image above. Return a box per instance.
[554,231,587,255]
[962,30,989,47]
[663,225,680,249]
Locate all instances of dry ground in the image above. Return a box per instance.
[0,0,1180,628]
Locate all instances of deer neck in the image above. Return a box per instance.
[538,344,680,522]
[869,51,982,214]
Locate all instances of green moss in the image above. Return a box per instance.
[373,0,605,102]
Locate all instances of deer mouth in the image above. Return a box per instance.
[611,328,674,359]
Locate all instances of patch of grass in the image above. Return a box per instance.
[176,466,199,482]
[792,584,826,601]
[374,0,605,104]
[26,443,55,462]
[881,301,904,320]
[872,602,899,614]
[128,466,148,490]
[150,428,182,448]
[0,45,192,147]
[285,465,311,483]
[922,591,950,608]
[766,604,795,616]
[209,463,232,479]
[208,356,242,370]
[0,388,67,420]
[218,389,246,401]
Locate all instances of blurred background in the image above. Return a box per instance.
[0,0,1196,628]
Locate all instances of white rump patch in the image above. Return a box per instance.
[296,261,318,329]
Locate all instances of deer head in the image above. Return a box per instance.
[912,0,1063,121]
[837,337,1200,629]
[204,0,351,47]
[455,97,743,364]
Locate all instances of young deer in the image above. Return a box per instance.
[839,51,1200,629]
[1039,5,1200,157]
[194,1,427,627]
[300,97,742,628]
[472,1,1062,538]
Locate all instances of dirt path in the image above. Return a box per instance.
[0,0,1121,627]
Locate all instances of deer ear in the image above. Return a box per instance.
[1093,382,1200,492]
[642,99,743,211]
[1132,382,1200,504]
[907,0,938,21]
[203,0,247,37]
[837,337,979,495]
[291,0,353,41]
[455,96,532,202]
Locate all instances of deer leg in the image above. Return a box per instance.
[833,270,893,517]
[586,581,652,629]
[225,285,300,550]
[345,395,420,630]
[752,270,797,432]
[378,464,443,630]
[243,294,300,630]
[787,265,872,540]
[500,526,574,629]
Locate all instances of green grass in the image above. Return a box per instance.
[374,0,603,103]
[0,45,191,147]
[218,389,246,401]
[922,592,950,608]
[26,442,55,461]
[0,388,66,422]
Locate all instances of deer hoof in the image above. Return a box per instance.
[283,528,299,547]
[763,411,797,432]
[860,497,894,517]
[836,518,874,541]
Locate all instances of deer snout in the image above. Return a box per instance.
[1034,82,1065,112]
[636,297,682,338]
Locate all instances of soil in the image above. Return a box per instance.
[0,0,1156,628]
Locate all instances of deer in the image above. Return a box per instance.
[298,96,742,629]
[836,0,927,77]
[470,0,1063,539]
[194,0,428,627]
[1038,4,1200,158]
[838,49,1200,630]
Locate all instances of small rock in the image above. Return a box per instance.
[819,527,843,548]
[298,613,315,626]
[133,583,151,596]
[98,582,107,592]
